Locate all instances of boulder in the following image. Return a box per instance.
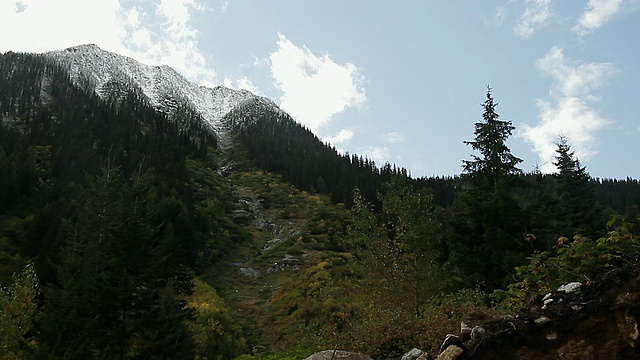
[238,267,260,278]
[401,348,425,360]
[304,350,372,360]
[439,334,463,353]
[436,345,463,360]
[558,282,582,293]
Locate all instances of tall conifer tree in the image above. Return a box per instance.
[450,87,528,290]
[553,136,603,238]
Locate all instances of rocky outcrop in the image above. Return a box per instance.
[304,350,372,360]
[238,267,260,279]
[428,270,640,359]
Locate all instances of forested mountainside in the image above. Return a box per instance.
[1,49,639,360]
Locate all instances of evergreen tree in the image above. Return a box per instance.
[37,167,195,359]
[450,87,528,290]
[553,136,603,238]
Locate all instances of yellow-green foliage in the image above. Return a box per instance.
[0,262,39,359]
[337,287,497,358]
[187,278,249,360]
[267,252,359,349]
[498,215,640,310]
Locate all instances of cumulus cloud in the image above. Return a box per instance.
[223,75,261,95]
[484,5,508,27]
[120,0,217,86]
[520,47,618,172]
[386,132,405,144]
[514,0,553,37]
[268,33,366,133]
[574,0,626,35]
[0,0,218,87]
[0,0,125,53]
[360,146,392,167]
[324,129,354,146]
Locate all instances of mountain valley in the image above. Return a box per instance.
[1,45,640,360]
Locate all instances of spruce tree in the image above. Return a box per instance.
[450,87,528,290]
[553,136,603,238]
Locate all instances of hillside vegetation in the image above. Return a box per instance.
[1,52,639,359]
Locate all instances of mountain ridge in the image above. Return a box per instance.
[45,44,282,138]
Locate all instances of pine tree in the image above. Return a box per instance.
[450,87,528,290]
[553,136,603,238]
[37,167,195,359]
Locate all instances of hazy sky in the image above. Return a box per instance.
[2,0,639,179]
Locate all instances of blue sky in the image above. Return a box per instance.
[2,0,639,179]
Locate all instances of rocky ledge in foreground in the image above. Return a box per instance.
[307,269,640,360]
[427,270,640,360]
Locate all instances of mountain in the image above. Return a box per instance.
[46,44,280,139]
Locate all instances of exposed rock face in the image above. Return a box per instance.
[402,348,426,360]
[431,271,640,359]
[238,267,260,278]
[436,345,463,360]
[304,350,372,360]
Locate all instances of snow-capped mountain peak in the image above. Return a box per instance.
[46,44,259,134]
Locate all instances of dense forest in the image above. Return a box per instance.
[1,52,639,359]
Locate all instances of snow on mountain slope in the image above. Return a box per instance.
[45,44,263,134]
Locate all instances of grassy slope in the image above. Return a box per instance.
[185,145,358,359]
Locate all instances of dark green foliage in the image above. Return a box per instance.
[461,87,523,191]
[450,87,528,291]
[553,136,604,238]
[500,215,640,310]
[0,51,216,358]
[223,99,410,207]
[36,168,195,359]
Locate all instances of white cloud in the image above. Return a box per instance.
[484,5,508,27]
[323,129,354,146]
[122,0,216,86]
[223,75,262,95]
[574,0,625,35]
[520,47,618,172]
[0,0,218,87]
[386,132,405,144]
[268,33,366,133]
[15,1,27,13]
[514,0,552,37]
[0,0,125,54]
[360,146,392,167]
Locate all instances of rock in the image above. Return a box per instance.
[416,353,433,360]
[436,345,463,360]
[257,237,284,255]
[304,350,372,360]
[470,326,486,342]
[238,267,260,278]
[401,348,424,360]
[267,223,281,234]
[558,282,582,293]
[545,331,558,342]
[439,334,463,353]
[267,263,284,273]
[460,321,472,341]
[282,254,300,263]
[535,316,552,326]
